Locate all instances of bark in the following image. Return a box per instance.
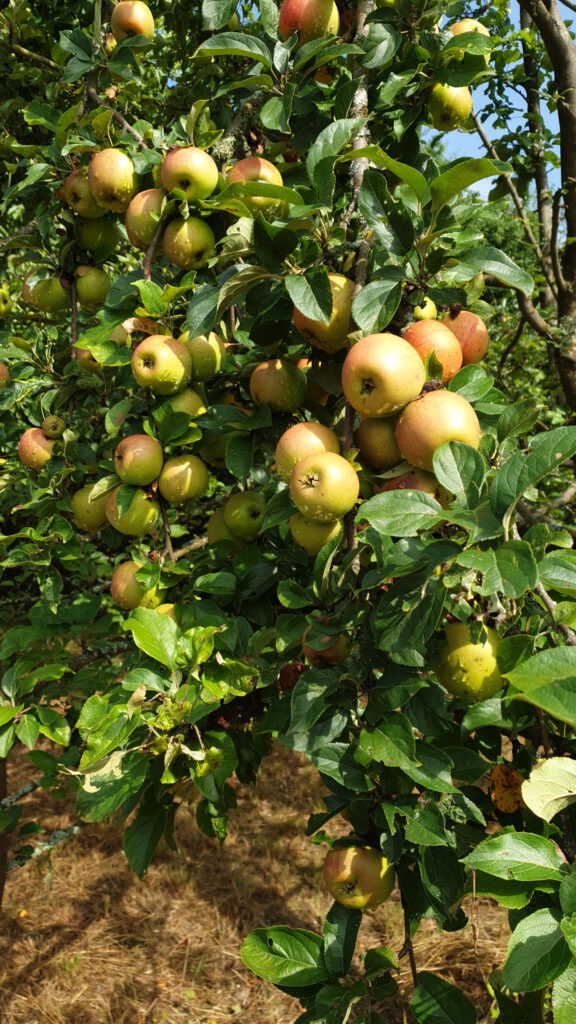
[0,758,8,910]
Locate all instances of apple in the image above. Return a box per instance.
[290,513,343,554]
[436,622,502,700]
[378,469,452,507]
[42,415,66,439]
[355,418,401,471]
[223,491,266,539]
[111,0,155,41]
[180,331,226,380]
[302,624,349,665]
[395,390,481,472]
[250,359,308,413]
[290,451,359,522]
[449,18,490,37]
[114,434,164,486]
[323,846,395,910]
[297,358,331,406]
[443,310,490,365]
[413,297,437,320]
[226,156,283,214]
[158,454,209,504]
[57,167,107,219]
[278,660,306,691]
[106,486,161,535]
[125,189,165,250]
[293,273,355,354]
[71,481,110,531]
[207,508,242,545]
[88,148,137,213]
[0,288,12,317]
[0,362,9,387]
[110,560,164,610]
[131,335,192,394]
[17,427,55,470]
[341,333,426,418]
[22,272,69,313]
[160,146,219,201]
[166,388,207,418]
[75,266,110,309]
[274,422,340,482]
[76,217,120,253]
[403,319,463,383]
[428,84,473,131]
[155,603,176,618]
[162,217,216,270]
[72,347,102,375]
[279,0,340,45]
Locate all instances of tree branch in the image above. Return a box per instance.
[552,188,569,294]
[497,316,526,374]
[86,87,149,148]
[516,290,554,338]
[210,90,268,166]
[1,40,59,70]
[173,535,208,561]
[143,213,173,281]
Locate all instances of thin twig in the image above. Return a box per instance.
[173,536,208,561]
[143,213,173,280]
[497,316,525,374]
[1,41,59,70]
[86,87,149,148]
[0,779,40,809]
[160,498,175,563]
[534,707,554,756]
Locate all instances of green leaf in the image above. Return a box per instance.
[124,608,179,669]
[360,148,427,201]
[503,908,571,992]
[361,22,401,69]
[505,647,576,726]
[253,217,298,273]
[240,927,328,986]
[202,0,236,29]
[357,491,444,537]
[132,280,168,316]
[491,426,576,527]
[410,971,477,1023]
[455,541,537,598]
[359,714,416,770]
[194,572,237,596]
[539,551,576,596]
[76,751,149,823]
[403,802,449,847]
[193,32,273,69]
[405,742,458,794]
[307,118,365,203]
[553,960,576,1024]
[521,757,576,822]
[432,442,487,508]
[123,802,166,878]
[322,903,362,979]
[285,267,332,324]
[0,705,24,728]
[15,714,40,749]
[462,832,567,882]
[351,273,403,334]
[496,399,540,442]
[430,159,509,215]
[451,246,533,296]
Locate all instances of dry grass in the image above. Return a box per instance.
[0,744,508,1023]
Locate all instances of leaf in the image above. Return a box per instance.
[123,803,166,878]
[240,927,328,986]
[76,751,149,823]
[432,442,487,508]
[503,908,571,992]
[322,903,362,979]
[193,32,273,69]
[490,426,576,527]
[357,490,444,537]
[505,647,576,726]
[539,551,576,596]
[553,960,576,1024]
[361,22,401,69]
[455,541,537,598]
[461,832,567,882]
[410,971,477,1023]
[496,400,540,442]
[194,572,237,596]
[123,608,179,669]
[452,246,533,296]
[285,267,332,324]
[306,118,365,203]
[352,273,403,333]
[14,715,40,749]
[201,0,236,29]
[403,802,449,847]
[359,714,416,770]
[430,159,509,215]
[521,757,576,822]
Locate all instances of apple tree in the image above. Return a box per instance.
[1,0,576,1021]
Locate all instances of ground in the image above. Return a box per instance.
[0,743,508,1023]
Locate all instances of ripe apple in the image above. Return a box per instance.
[160,146,219,201]
[106,486,161,535]
[0,362,9,387]
[355,417,401,471]
[88,148,137,213]
[162,217,216,270]
[114,434,163,486]
[436,622,502,700]
[166,388,207,418]
[75,266,110,309]
[76,217,120,253]
[111,0,155,40]
[449,18,490,37]
[341,333,426,418]
[180,331,226,380]
[297,358,331,407]
[0,288,11,317]
[207,508,242,545]
[403,319,463,383]
[274,422,340,482]
[42,415,66,439]
[279,0,340,45]
[250,359,307,413]
[378,469,452,507]
[428,84,473,131]
[131,335,192,394]
[413,297,437,320]
[223,491,266,539]
[302,624,349,665]
[158,454,209,504]
[18,427,55,470]
[71,481,110,531]
[22,272,69,313]
[110,560,164,610]
[323,846,395,910]
[293,273,355,354]
[58,167,107,219]
[443,310,490,365]
[290,451,359,522]
[125,189,165,249]
[226,156,283,214]
[395,390,481,472]
[72,346,102,375]
[290,513,343,554]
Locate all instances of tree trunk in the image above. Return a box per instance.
[0,757,8,910]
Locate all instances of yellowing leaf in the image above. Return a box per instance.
[522,757,576,822]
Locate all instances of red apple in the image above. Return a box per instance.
[110,560,164,610]
[17,428,54,470]
[226,156,283,214]
[158,454,209,504]
[279,0,340,45]
[355,417,401,470]
[162,217,216,270]
[250,359,307,413]
[342,333,426,417]
[131,335,192,394]
[323,846,395,909]
[275,422,340,482]
[57,167,107,219]
[0,363,9,388]
[160,146,219,201]
[114,434,163,486]
[88,148,137,213]
[290,451,359,522]
[395,390,481,472]
[443,310,490,365]
[377,469,452,507]
[403,319,463,382]
[125,188,165,250]
[293,273,355,354]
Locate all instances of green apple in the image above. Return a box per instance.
[413,297,437,320]
[71,481,110,531]
[436,622,502,700]
[179,331,226,380]
[57,167,107,219]
[88,148,137,213]
[428,83,473,132]
[22,272,69,313]
[226,156,284,215]
[75,266,110,309]
[160,146,219,201]
[106,485,161,535]
[42,415,66,439]
[355,417,401,471]
[223,491,266,539]
[72,346,102,375]
[125,188,165,250]
[207,508,242,545]
[110,560,165,610]
[275,422,340,482]
[114,434,164,486]
[131,334,192,394]
[162,216,216,270]
[75,217,120,253]
[166,387,207,418]
[250,359,307,413]
[0,288,11,317]
[293,273,354,354]
[158,454,209,504]
[290,451,359,522]
[323,846,395,909]
[17,427,55,470]
[289,513,343,554]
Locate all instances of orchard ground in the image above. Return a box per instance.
[1,742,507,1024]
